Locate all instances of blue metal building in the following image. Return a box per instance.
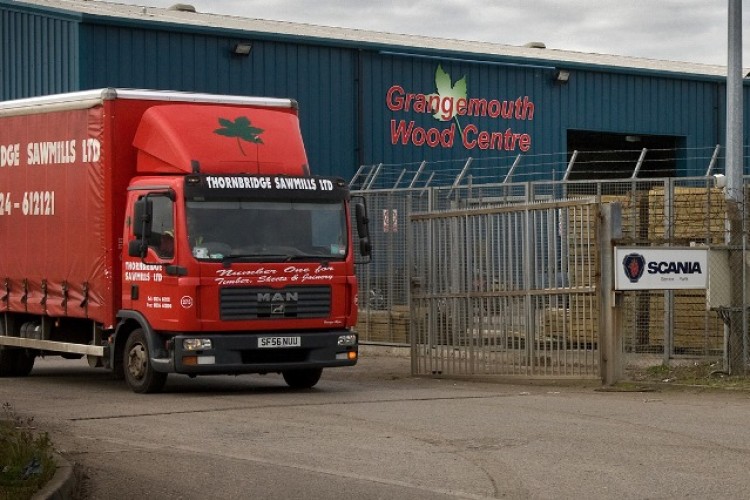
[1,0,746,182]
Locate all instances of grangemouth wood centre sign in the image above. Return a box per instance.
[385,65,535,152]
[615,247,708,290]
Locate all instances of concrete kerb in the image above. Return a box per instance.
[32,453,75,500]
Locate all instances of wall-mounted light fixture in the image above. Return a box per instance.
[554,69,570,83]
[232,42,252,56]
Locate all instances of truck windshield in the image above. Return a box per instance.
[185,200,347,261]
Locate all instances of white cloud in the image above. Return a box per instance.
[103,0,749,66]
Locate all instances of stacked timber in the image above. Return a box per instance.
[646,291,724,352]
[647,186,726,244]
[541,295,599,346]
[356,306,410,343]
[554,188,726,352]
[553,194,636,345]
[642,186,726,352]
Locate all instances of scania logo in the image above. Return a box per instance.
[622,253,646,283]
[257,292,299,303]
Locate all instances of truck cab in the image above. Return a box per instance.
[120,173,366,392]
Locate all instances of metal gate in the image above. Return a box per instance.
[409,198,601,378]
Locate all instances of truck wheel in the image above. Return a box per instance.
[282,368,323,389]
[0,347,35,377]
[14,349,35,376]
[0,347,17,377]
[124,329,167,393]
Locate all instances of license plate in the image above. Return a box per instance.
[258,336,301,348]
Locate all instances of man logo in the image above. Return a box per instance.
[271,304,285,315]
[257,292,299,303]
[622,253,646,283]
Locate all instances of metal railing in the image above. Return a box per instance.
[354,173,750,378]
[409,198,600,377]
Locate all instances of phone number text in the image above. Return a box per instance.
[0,191,56,216]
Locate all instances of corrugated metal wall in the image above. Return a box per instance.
[564,72,724,176]
[77,25,358,178]
[362,52,560,167]
[362,52,728,177]
[0,5,78,98]
[0,1,744,180]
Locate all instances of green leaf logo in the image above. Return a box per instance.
[214,116,264,156]
[431,64,467,122]
[428,65,467,139]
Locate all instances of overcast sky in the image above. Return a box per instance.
[107,0,747,67]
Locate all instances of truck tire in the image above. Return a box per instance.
[124,329,167,393]
[282,368,323,389]
[14,349,35,376]
[0,347,17,377]
[0,347,35,377]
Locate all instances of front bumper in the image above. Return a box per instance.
[151,330,357,375]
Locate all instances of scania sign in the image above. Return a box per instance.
[622,253,646,283]
[614,247,708,290]
[648,261,703,274]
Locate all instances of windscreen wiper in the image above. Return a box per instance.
[221,253,290,266]
[284,254,337,262]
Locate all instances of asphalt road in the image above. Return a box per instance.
[2,347,750,499]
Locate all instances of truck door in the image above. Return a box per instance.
[145,195,175,260]
[123,193,180,326]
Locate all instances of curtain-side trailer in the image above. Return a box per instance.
[0,89,371,393]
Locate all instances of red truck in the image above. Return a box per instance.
[0,88,371,393]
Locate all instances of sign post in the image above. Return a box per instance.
[600,204,622,386]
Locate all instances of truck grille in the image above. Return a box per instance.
[220,286,331,320]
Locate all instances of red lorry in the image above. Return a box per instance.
[0,88,370,393]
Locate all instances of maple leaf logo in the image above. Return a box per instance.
[214,116,264,156]
[430,64,467,137]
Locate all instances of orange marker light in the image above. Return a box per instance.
[182,356,198,366]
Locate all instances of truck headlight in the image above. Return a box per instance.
[183,338,212,351]
[337,334,357,346]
